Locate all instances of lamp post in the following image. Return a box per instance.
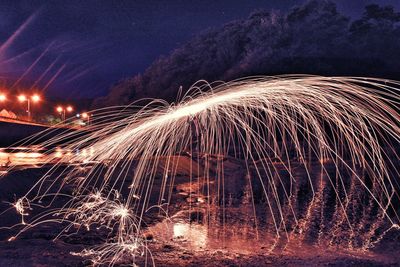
[56,106,64,121]
[0,93,6,103]
[18,94,40,121]
[81,112,90,125]
[57,105,73,122]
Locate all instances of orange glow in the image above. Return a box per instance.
[31,94,40,102]
[6,76,400,266]
[0,94,6,102]
[82,112,88,118]
[18,95,27,102]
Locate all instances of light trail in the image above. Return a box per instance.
[0,11,39,57]
[2,75,400,266]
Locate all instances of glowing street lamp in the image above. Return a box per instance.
[18,94,41,121]
[0,93,6,102]
[79,112,91,125]
[32,94,41,102]
[57,105,74,122]
[18,95,27,102]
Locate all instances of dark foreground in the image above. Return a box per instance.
[0,239,397,267]
[0,158,399,267]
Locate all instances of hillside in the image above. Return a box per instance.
[94,1,400,107]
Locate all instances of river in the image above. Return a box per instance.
[0,146,94,168]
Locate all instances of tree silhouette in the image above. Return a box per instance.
[94,1,400,107]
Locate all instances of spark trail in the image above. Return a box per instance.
[2,75,400,266]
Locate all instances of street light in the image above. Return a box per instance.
[0,93,6,102]
[56,105,73,122]
[18,95,27,102]
[80,112,91,125]
[32,94,40,102]
[18,94,41,121]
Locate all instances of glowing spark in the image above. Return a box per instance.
[4,76,400,265]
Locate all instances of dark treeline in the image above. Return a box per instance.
[94,0,400,107]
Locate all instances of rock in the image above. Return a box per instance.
[144,233,154,240]
[163,244,174,252]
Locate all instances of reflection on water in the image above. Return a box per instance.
[147,210,270,254]
[0,146,95,167]
[173,221,208,248]
[145,158,392,254]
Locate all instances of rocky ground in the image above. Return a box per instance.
[0,236,398,267]
[0,158,399,267]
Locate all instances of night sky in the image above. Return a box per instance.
[1,0,399,100]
